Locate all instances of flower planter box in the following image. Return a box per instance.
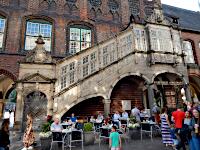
[128,128,140,140]
[40,137,52,150]
[84,131,95,145]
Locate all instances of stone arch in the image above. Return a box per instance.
[151,71,187,85]
[58,93,106,119]
[0,69,17,81]
[108,74,150,113]
[152,71,186,109]
[108,73,151,99]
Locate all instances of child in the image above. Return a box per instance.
[109,126,121,150]
[170,125,180,150]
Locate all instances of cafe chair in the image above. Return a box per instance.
[140,123,153,141]
[69,130,84,150]
[50,132,66,150]
[99,128,111,148]
[120,119,128,127]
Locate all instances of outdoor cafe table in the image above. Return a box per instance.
[61,122,73,129]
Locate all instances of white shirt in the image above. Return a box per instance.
[122,112,128,119]
[131,107,140,121]
[113,113,121,121]
[51,122,63,132]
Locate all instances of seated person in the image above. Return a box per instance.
[96,112,104,123]
[121,110,129,120]
[90,116,96,123]
[51,117,63,132]
[70,113,77,123]
[113,111,121,128]
[140,109,148,122]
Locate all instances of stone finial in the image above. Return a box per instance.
[35,35,45,45]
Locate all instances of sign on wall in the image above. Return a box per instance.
[122,100,131,110]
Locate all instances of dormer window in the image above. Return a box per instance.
[172,18,179,24]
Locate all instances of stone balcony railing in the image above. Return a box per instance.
[55,24,184,96]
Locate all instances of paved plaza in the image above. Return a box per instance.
[10,136,173,150]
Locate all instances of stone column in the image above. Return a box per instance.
[47,83,54,116]
[15,83,23,130]
[147,83,155,114]
[103,99,111,117]
[184,84,192,102]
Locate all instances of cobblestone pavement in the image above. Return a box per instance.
[11,137,176,150]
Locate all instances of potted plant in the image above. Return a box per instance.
[83,122,95,145]
[39,115,53,150]
[128,115,140,140]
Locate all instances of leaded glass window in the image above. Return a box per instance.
[183,41,195,64]
[69,26,91,54]
[0,18,5,48]
[134,29,147,51]
[128,0,140,15]
[25,21,52,51]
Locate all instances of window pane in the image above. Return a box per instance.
[81,42,91,50]
[43,37,51,52]
[25,21,52,51]
[69,41,80,54]
[70,28,80,41]
[26,22,39,36]
[25,36,37,50]
[81,29,91,42]
[0,33,3,48]
[0,18,5,33]
[40,24,52,37]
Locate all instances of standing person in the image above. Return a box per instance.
[0,119,10,150]
[172,105,186,150]
[152,103,160,124]
[109,126,121,150]
[131,105,140,122]
[22,113,35,150]
[189,109,200,150]
[160,107,173,146]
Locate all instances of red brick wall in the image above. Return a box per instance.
[110,76,146,113]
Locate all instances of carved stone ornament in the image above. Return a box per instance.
[66,0,77,10]
[89,0,102,7]
[108,0,119,12]
[22,35,54,64]
[44,0,56,5]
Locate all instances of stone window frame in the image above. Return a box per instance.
[82,55,89,77]
[20,15,55,54]
[0,11,8,52]
[182,40,196,64]
[66,21,96,55]
[134,28,147,51]
[128,0,140,16]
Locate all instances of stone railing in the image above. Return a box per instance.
[55,27,135,95]
[55,24,183,95]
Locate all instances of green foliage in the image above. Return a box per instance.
[41,120,53,133]
[129,115,136,124]
[83,122,93,132]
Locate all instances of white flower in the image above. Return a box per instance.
[39,131,52,138]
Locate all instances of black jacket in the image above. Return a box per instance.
[0,130,10,148]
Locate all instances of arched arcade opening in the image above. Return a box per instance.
[110,75,148,114]
[61,96,104,121]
